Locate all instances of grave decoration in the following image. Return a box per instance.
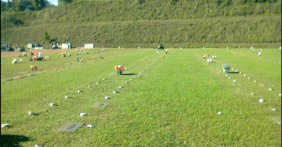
[115,65,124,75]
[87,124,94,128]
[1,123,9,128]
[272,108,277,111]
[222,64,230,73]
[28,111,35,115]
[269,88,273,91]
[259,98,264,103]
[80,112,86,116]
[258,51,262,56]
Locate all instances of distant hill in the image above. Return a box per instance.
[1,0,281,48]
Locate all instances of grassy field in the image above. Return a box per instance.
[1,48,281,146]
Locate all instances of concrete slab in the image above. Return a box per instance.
[58,122,84,132]
[93,103,109,108]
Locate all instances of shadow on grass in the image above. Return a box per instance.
[121,73,136,75]
[228,72,239,74]
[1,134,33,147]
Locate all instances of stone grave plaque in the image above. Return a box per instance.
[58,122,84,132]
[272,117,281,125]
[93,103,109,108]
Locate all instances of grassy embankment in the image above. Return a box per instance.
[1,0,281,48]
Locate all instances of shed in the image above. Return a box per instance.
[62,42,71,49]
[27,43,33,49]
[84,43,95,49]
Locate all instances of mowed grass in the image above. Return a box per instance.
[1,48,281,146]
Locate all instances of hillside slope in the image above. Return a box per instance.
[1,0,281,48]
[1,15,280,48]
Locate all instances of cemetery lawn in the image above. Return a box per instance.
[1,48,281,146]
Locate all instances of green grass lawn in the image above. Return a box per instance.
[1,48,281,146]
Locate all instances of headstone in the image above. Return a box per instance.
[217,111,221,115]
[58,122,84,132]
[93,103,109,108]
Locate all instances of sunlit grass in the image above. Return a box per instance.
[1,48,281,146]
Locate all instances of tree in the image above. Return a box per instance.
[43,31,51,43]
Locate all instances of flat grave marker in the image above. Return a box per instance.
[272,117,281,125]
[58,122,84,132]
[93,103,109,108]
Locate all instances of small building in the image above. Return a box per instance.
[62,42,71,49]
[84,43,95,49]
[27,43,33,49]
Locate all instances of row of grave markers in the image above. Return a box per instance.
[198,53,281,124]
[15,51,164,146]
